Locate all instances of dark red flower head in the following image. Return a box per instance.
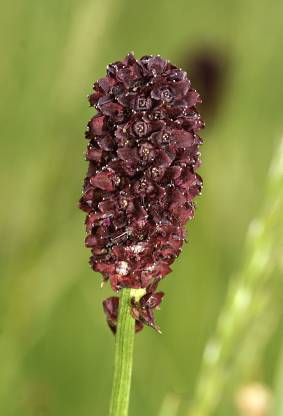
[79,53,204,332]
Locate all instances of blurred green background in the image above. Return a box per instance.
[1,0,283,415]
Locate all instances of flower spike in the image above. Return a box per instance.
[80,53,204,332]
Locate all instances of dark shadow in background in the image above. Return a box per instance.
[182,46,230,123]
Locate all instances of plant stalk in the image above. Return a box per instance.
[109,288,135,416]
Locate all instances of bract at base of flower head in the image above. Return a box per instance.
[103,287,165,334]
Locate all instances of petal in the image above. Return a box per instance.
[176,167,197,187]
[88,115,106,136]
[117,92,136,108]
[169,190,186,209]
[164,166,182,181]
[97,94,112,107]
[135,205,148,222]
[112,82,126,98]
[171,79,190,97]
[140,307,155,327]
[151,85,162,100]
[172,129,194,148]
[167,69,186,82]
[100,102,124,122]
[116,68,133,87]
[117,147,139,162]
[85,212,103,232]
[98,198,117,213]
[98,135,115,151]
[95,262,115,274]
[174,206,194,224]
[112,214,127,230]
[115,124,128,140]
[155,150,175,168]
[185,89,202,107]
[123,52,136,66]
[85,234,98,247]
[86,146,103,162]
[89,90,103,106]
[147,56,167,75]
[98,76,116,93]
[90,171,115,191]
[155,261,172,277]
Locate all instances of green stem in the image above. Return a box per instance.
[109,288,135,416]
